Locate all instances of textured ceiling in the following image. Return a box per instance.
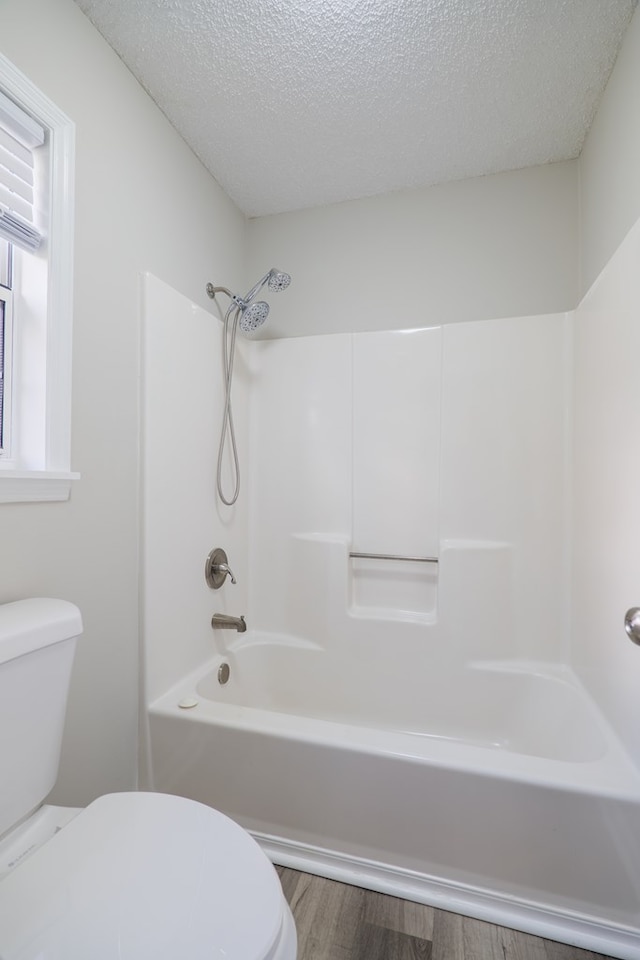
[74,0,636,217]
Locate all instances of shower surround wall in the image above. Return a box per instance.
[141,286,569,700]
[141,274,250,706]
[248,314,569,665]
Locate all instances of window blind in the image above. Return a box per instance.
[0,88,44,252]
[0,299,5,451]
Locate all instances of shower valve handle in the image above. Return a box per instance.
[214,562,237,585]
[205,548,237,589]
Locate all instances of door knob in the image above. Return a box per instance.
[624,607,640,646]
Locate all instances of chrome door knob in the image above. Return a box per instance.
[624,607,640,646]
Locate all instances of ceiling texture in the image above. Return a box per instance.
[74,0,637,217]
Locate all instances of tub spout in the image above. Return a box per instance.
[211,613,247,632]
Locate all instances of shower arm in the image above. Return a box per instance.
[206,279,269,311]
[206,283,243,306]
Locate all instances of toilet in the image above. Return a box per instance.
[0,598,297,960]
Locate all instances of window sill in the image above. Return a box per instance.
[0,471,80,503]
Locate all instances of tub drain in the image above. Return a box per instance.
[218,661,230,685]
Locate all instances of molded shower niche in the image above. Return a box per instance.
[282,533,517,663]
[349,554,438,619]
[283,534,436,645]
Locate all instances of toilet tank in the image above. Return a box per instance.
[0,598,83,838]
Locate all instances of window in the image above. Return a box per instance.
[0,241,13,457]
[0,54,77,503]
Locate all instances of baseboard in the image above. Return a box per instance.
[253,831,640,960]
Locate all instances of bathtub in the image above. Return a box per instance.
[148,633,640,960]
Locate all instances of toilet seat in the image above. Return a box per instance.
[0,792,296,960]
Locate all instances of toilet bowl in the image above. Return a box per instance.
[0,792,296,960]
[0,599,296,960]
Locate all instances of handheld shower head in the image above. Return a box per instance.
[241,267,291,305]
[267,269,291,292]
[239,300,269,332]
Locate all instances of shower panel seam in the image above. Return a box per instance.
[349,332,355,569]
[562,311,575,666]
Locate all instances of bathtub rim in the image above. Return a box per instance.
[149,654,640,802]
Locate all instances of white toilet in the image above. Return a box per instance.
[0,598,297,960]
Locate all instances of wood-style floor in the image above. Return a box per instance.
[276,867,617,960]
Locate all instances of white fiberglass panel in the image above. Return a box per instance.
[352,327,441,559]
[248,334,352,634]
[249,334,351,535]
[142,274,250,702]
[245,313,568,662]
[440,313,569,662]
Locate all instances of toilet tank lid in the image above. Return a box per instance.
[0,598,83,665]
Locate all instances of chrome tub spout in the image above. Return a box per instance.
[211,613,247,632]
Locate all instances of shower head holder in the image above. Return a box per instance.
[206,285,270,330]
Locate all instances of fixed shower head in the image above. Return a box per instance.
[239,300,269,332]
[267,269,291,292]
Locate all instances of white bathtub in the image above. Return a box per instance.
[148,633,640,960]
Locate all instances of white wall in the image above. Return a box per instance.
[0,0,245,804]
[247,161,578,338]
[579,5,640,295]
[440,313,570,662]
